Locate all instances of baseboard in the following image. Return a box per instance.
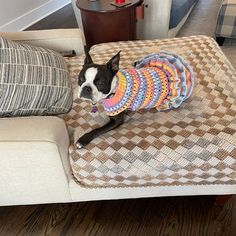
[0,0,70,32]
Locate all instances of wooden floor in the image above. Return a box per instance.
[0,196,235,236]
[1,2,234,236]
[26,4,78,31]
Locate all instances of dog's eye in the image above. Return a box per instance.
[78,76,85,83]
[94,80,104,86]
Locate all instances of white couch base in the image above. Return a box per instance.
[69,180,236,202]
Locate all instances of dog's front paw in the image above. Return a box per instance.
[76,141,84,149]
[76,133,93,149]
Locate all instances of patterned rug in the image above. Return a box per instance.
[62,35,236,188]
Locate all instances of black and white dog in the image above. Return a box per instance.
[76,50,124,149]
[76,49,194,148]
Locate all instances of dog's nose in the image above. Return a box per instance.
[83,86,92,93]
[81,86,92,99]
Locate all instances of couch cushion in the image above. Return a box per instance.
[0,37,72,117]
[63,36,236,189]
[170,0,198,29]
[0,116,71,205]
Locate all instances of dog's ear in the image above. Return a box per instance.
[107,51,121,75]
[84,46,93,65]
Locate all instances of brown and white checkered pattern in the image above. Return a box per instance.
[62,36,236,188]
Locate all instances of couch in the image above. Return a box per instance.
[1,29,236,206]
[215,0,236,45]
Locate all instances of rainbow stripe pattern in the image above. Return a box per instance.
[101,51,195,116]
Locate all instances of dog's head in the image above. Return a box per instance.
[77,49,120,103]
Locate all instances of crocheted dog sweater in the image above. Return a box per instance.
[101,51,195,116]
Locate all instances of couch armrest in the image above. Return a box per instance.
[137,0,172,39]
[0,116,72,206]
[0,29,85,55]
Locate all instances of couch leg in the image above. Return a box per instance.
[214,195,232,206]
[216,37,225,46]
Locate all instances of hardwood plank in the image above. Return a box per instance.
[0,197,234,236]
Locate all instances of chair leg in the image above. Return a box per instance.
[216,37,225,46]
[214,195,232,206]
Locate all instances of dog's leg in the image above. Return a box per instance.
[76,112,125,149]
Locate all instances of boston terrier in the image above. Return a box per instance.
[76,50,124,149]
[76,49,194,149]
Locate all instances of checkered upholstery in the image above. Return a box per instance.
[61,36,236,188]
[215,0,236,38]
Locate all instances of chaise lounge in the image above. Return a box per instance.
[0,29,236,206]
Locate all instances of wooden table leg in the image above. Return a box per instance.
[216,37,225,46]
[214,195,232,206]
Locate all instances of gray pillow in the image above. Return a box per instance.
[0,37,72,117]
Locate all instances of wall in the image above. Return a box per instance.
[0,0,70,31]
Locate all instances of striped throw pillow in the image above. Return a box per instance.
[0,37,72,117]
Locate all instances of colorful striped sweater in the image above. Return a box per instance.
[100,51,195,116]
